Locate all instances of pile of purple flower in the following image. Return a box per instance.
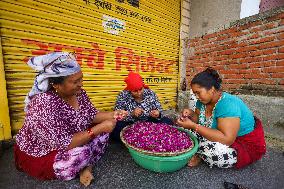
[122,121,193,155]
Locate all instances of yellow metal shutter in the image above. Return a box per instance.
[0,0,181,133]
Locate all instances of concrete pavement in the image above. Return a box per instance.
[0,140,283,189]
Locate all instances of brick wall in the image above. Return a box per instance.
[186,7,284,96]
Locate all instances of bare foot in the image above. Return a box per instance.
[80,166,94,187]
[188,155,201,167]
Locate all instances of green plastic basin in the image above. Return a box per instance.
[124,128,199,173]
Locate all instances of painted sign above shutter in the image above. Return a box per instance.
[0,0,181,132]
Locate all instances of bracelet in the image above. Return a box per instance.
[87,128,96,139]
[195,124,200,133]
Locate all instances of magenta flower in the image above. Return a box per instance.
[122,121,193,155]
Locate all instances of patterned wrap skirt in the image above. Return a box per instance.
[14,133,109,180]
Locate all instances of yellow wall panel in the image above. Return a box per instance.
[0,0,181,134]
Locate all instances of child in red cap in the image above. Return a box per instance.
[111,72,173,141]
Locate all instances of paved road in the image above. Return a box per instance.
[0,141,283,189]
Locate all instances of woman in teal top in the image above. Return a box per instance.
[196,92,255,136]
[177,68,266,169]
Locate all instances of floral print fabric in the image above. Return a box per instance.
[115,89,164,122]
[16,89,98,157]
[53,133,109,180]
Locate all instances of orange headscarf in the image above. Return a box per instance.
[124,72,149,91]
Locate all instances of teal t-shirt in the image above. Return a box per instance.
[196,92,255,136]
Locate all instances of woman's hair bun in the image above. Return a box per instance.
[191,67,222,90]
[205,67,222,84]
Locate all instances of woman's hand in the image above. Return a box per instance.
[181,108,194,118]
[176,117,196,130]
[132,108,143,117]
[69,119,116,149]
[113,110,128,121]
[150,110,160,118]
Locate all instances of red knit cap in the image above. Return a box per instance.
[124,72,148,91]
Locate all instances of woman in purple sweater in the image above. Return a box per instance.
[14,52,127,186]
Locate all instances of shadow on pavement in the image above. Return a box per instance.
[0,140,283,189]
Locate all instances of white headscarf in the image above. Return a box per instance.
[24,52,81,111]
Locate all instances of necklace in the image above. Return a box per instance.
[205,92,223,122]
